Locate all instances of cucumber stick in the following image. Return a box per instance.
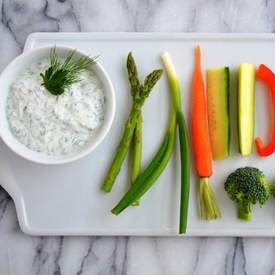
[207,67,230,160]
[238,63,256,156]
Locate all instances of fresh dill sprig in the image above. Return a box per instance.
[40,47,98,96]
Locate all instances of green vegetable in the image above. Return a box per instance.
[131,113,142,206]
[127,52,142,205]
[40,47,98,95]
[207,67,230,160]
[161,53,190,234]
[111,113,176,214]
[224,167,269,221]
[238,63,256,156]
[102,53,163,192]
[111,52,190,235]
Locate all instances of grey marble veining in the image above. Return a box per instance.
[1,0,275,274]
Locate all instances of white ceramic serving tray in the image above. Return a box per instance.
[1,33,275,236]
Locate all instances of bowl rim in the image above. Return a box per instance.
[0,45,116,165]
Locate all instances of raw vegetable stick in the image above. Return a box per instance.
[192,46,221,220]
[161,52,190,234]
[238,63,256,156]
[102,53,163,192]
[131,113,142,205]
[127,53,142,205]
[255,64,275,156]
[207,67,230,160]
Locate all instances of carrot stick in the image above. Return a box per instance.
[192,46,212,177]
[192,46,221,220]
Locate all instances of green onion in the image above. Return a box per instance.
[161,52,190,234]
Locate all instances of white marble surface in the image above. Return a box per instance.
[1,0,275,274]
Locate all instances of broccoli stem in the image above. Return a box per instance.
[237,201,252,221]
[199,177,221,220]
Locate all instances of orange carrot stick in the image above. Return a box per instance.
[192,46,221,220]
[192,46,213,177]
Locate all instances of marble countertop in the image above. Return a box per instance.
[1,0,275,274]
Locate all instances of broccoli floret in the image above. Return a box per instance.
[224,167,269,221]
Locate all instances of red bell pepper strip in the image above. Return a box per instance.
[255,64,275,156]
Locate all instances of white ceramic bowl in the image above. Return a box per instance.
[0,46,116,164]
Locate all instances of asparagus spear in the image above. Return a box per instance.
[131,113,142,205]
[101,53,163,192]
[127,53,142,205]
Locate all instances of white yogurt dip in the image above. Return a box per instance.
[6,59,105,156]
